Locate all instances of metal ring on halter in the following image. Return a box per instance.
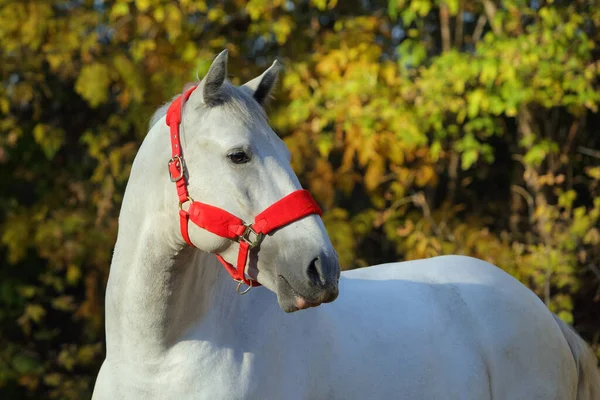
[178,196,194,210]
[236,279,253,295]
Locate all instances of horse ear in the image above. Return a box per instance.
[200,49,228,106]
[243,60,280,106]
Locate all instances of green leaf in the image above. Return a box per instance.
[11,354,41,375]
[33,124,65,159]
[461,149,479,170]
[388,0,398,19]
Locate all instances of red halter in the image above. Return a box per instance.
[165,86,322,293]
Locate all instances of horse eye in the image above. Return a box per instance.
[227,151,250,164]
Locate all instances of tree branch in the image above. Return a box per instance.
[482,0,502,35]
[440,1,452,52]
[578,146,600,159]
[455,0,464,49]
[472,14,487,43]
[511,185,534,226]
[558,119,580,164]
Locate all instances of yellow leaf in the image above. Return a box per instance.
[75,64,111,107]
[415,165,435,186]
[77,344,101,365]
[364,156,385,191]
[24,304,46,323]
[135,0,151,12]
[43,373,62,387]
[67,264,81,285]
[585,166,600,180]
[110,2,129,20]
[153,6,165,21]
[0,98,8,114]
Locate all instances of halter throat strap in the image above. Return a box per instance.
[165,86,322,292]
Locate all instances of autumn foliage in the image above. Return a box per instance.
[0,0,599,398]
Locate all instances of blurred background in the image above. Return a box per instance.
[1,0,599,398]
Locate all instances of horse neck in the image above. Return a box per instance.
[104,120,240,361]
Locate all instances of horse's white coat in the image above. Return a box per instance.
[93,54,599,399]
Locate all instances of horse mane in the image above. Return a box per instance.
[149,81,267,130]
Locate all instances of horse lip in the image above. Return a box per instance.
[294,297,320,310]
[277,275,324,305]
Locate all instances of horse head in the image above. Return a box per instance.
[168,50,340,312]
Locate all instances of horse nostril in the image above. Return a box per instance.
[307,257,324,286]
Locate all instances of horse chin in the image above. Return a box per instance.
[276,275,330,313]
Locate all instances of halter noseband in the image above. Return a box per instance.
[165,86,322,294]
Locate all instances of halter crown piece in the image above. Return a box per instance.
[165,86,323,294]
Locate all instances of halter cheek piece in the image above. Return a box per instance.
[165,86,322,294]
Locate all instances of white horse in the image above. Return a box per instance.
[93,50,600,399]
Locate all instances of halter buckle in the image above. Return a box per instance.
[168,155,184,182]
[239,224,264,249]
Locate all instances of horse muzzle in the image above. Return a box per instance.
[276,252,340,313]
